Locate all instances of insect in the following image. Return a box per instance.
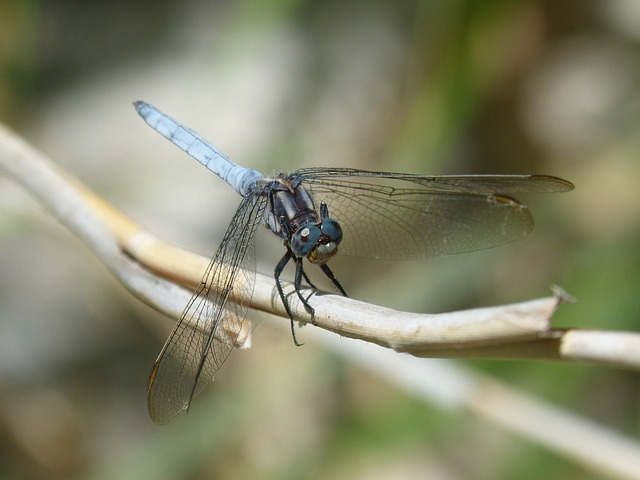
[135,101,574,423]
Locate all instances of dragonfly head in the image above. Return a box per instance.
[291,218,343,265]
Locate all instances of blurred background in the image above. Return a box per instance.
[1,0,640,478]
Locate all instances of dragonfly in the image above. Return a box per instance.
[135,101,573,424]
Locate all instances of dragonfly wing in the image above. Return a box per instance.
[298,169,571,260]
[297,168,574,193]
[147,193,266,424]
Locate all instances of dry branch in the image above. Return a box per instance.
[2,121,640,370]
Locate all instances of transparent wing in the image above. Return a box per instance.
[297,168,573,260]
[147,193,266,424]
[297,168,574,193]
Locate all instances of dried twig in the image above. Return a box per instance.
[2,121,640,369]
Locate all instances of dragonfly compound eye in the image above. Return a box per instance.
[308,218,342,265]
[320,218,343,245]
[290,225,322,258]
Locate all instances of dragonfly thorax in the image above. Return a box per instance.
[265,175,342,264]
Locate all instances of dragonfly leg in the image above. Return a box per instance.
[294,258,316,322]
[274,250,304,346]
[319,263,348,297]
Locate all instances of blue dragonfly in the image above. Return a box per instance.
[135,101,573,424]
